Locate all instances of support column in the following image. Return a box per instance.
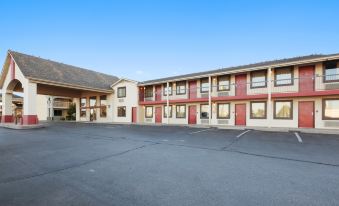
[1,92,13,123]
[166,82,169,124]
[23,82,38,125]
[267,67,272,128]
[208,76,212,125]
[74,97,80,121]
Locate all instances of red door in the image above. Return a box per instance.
[132,107,137,123]
[298,101,314,128]
[155,107,162,123]
[189,81,197,99]
[235,74,247,96]
[235,104,246,126]
[188,105,197,124]
[155,85,162,101]
[299,66,315,93]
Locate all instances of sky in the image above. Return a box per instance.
[0,0,339,82]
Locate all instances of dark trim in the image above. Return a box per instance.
[322,98,339,120]
[145,86,154,98]
[117,87,126,98]
[163,105,173,118]
[117,106,126,117]
[200,78,209,93]
[250,101,267,119]
[145,106,153,118]
[217,75,231,91]
[176,81,187,95]
[250,70,267,89]
[163,83,173,96]
[323,61,339,83]
[273,100,293,120]
[176,105,186,118]
[274,66,294,87]
[217,103,230,119]
[200,104,209,119]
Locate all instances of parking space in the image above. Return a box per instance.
[0,123,339,206]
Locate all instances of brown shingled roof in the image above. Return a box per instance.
[9,50,119,91]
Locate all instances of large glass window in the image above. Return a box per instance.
[89,96,97,107]
[323,99,339,119]
[145,86,153,98]
[145,106,153,118]
[163,83,173,96]
[117,87,126,98]
[251,70,267,88]
[274,100,293,119]
[217,103,230,119]
[324,61,339,82]
[54,110,62,117]
[80,98,87,107]
[100,95,107,118]
[80,97,87,117]
[217,75,230,91]
[200,104,209,119]
[117,106,126,117]
[250,101,266,119]
[200,78,209,93]
[176,105,186,118]
[176,81,186,95]
[275,67,293,86]
[80,108,86,117]
[164,105,172,118]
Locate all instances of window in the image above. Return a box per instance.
[324,61,339,82]
[250,101,267,119]
[100,95,107,118]
[145,106,153,118]
[200,78,209,93]
[200,104,209,119]
[251,70,267,88]
[164,105,172,118]
[80,97,87,107]
[145,86,153,98]
[163,83,173,96]
[117,106,126,117]
[176,81,186,95]
[323,99,339,120]
[54,110,62,116]
[80,108,86,117]
[275,67,293,86]
[89,96,97,107]
[274,100,293,119]
[217,75,230,91]
[217,103,230,119]
[176,105,186,118]
[117,87,126,98]
[80,97,87,118]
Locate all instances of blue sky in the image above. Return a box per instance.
[0,0,338,81]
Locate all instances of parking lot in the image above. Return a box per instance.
[0,123,339,206]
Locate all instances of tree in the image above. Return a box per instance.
[67,103,76,120]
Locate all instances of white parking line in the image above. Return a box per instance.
[294,132,303,143]
[189,128,213,134]
[236,130,251,138]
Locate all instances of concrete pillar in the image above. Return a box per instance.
[23,82,38,125]
[1,92,13,123]
[74,97,80,121]
[166,82,169,124]
[267,67,272,128]
[208,76,212,125]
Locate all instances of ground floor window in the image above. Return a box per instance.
[80,108,86,117]
[100,95,107,118]
[274,100,293,119]
[217,103,230,119]
[117,106,126,117]
[200,104,209,119]
[250,101,267,119]
[54,110,62,116]
[176,105,186,118]
[145,106,153,118]
[323,99,339,120]
[164,105,172,118]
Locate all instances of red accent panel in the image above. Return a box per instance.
[235,104,246,126]
[299,66,315,92]
[132,107,137,123]
[155,85,162,101]
[22,115,39,125]
[235,74,247,96]
[298,101,314,128]
[1,115,14,123]
[188,105,197,124]
[155,107,162,123]
[189,81,197,99]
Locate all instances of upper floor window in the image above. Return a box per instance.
[163,83,173,96]
[323,99,339,120]
[217,75,230,91]
[89,96,97,107]
[251,70,267,88]
[117,87,126,98]
[145,86,153,98]
[324,61,339,82]
[200,78,209,93]
[80,97,87,107]
[275,67,293,86]
[176,81,186,95]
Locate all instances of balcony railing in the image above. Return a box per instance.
[139,74,339,102]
